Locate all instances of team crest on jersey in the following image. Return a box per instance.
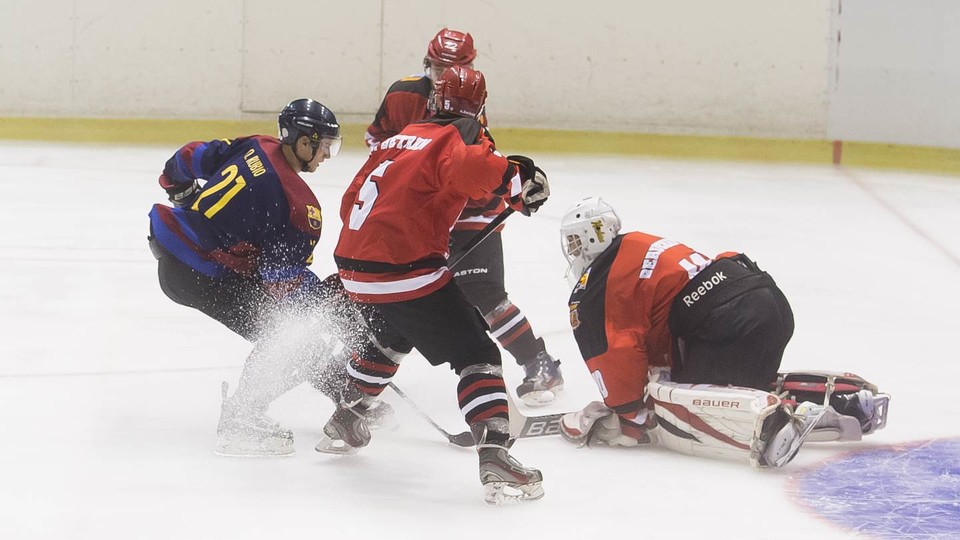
[306,205,323,230]
[573,267,591,293]
[569,301,581,329]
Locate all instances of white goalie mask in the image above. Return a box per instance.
[560,197,622,285]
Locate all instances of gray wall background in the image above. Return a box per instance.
[1,0,957,147]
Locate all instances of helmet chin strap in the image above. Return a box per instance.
[298,143,319,172]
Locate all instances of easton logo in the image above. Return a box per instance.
[453,268,488,277]
[682,271,726,307]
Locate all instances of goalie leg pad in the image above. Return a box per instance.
[648,380,785,466]
[773,371,890,439]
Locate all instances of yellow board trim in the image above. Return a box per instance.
[2,117,959,177]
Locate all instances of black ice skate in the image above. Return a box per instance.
[472,418,544,505]
[215,382,294,457]
[516,352,564,407]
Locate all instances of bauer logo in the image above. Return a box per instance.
[692,399,741,408]
[682,271,726,307]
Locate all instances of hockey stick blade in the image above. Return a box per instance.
[388,383,475,447]
[514,412,565,438]
[444,412,567,443]
[504,387,568,439]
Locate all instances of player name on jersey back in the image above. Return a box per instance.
[376,135,433,151]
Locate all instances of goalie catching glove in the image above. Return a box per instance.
[560,401,657,447]
[507,155,549,215]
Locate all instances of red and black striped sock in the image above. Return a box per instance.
[457,365,509,426]
[345,342,401,398]
[486,302,546,363]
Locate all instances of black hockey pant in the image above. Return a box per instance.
[150,237,268,341]
[668,254,795,391]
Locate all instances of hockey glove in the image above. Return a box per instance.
[160,174,201,208]
[507,155,549,215]
[521,169,549,215]
[560,401,654,448]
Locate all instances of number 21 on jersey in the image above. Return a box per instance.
[348,160,393,230]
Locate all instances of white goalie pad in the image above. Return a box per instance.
[647,380,783,466]
[773,370,891,442]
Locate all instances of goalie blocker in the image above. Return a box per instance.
[561,370,890,467]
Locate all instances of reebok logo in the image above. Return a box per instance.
[453,268,488,277]
[682,271,726,307]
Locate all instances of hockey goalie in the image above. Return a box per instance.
[555,197,890,466]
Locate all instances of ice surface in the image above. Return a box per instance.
[1,142,958,539]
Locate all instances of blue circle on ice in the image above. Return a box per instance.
[792,438,960,538]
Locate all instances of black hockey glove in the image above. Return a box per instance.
[164,179,201,208]
[507,155,549,215]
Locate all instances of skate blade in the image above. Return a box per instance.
[314,435,361,455]
[519,385,564,407]
[214,438,295,458]
[483,481,545,506]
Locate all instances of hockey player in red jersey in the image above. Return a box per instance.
[318,66,549,504]
[148,99,367,457]
[557,197,889,467]
[364,27,563,407]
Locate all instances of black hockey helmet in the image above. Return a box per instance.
[278,98,341,156]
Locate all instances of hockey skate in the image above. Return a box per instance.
[472,418,544,505]
[215,383,294,458]
[315,386,373,455]
[309,357,397,431]
[516,352,564,407]
[361,399,397,431]
[755,402,828,467]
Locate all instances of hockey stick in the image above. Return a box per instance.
[506,390,567,439]
[388,209,544,446]
[388,382,476,447]
[388,381,568,445]
[448,207,516,269]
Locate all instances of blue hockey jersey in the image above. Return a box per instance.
[148,136,323,285]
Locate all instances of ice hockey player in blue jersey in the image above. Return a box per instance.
[149,98,339,322]
[148,98,358,457]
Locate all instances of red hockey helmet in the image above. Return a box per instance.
[433,65,487,119]
[426,28,476,66]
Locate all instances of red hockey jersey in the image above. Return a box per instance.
[365,75,502,232]
[336,117,524,303]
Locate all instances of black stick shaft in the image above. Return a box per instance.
[448,207,516,270]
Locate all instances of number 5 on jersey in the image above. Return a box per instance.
[348,160,393,230]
